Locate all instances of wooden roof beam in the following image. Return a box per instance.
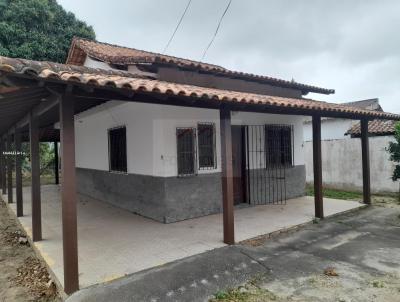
[16,94,59,129]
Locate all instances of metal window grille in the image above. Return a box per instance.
[197,123,216,170]
[245,124,294,205]
[265,124,294,167]
[176,127,197,176]
[108,126,127,173]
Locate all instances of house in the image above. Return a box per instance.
[346,118,396,138]
[303,98,382,141]
[304,99,398,192]
[0,38,399,294]
[64,38,340,223]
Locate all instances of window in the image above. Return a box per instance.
[197,123,216,169]
[108,126,127,173]
[176,128,196,176]
[109,63,128,71]
[265,124,293,167]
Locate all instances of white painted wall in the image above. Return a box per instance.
[84,56,112,70]
[75,101,165,176]
[74,101,305,177]
[303,118,356,141]
[78,55,305,177]
[305,136,399,193]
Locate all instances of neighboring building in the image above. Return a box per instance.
[304,99,398,193]
[346,119,396,138]
[303,98,381,141]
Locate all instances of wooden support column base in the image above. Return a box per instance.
[60,93,79,294]
[15,128,23,217]
[220,107,235,245]
[361,118,371,205]
[7,133,13,204]
[30,110,42,241]
[312,115,324,219]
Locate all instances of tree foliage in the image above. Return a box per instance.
[21,142,56,175]
[0,0,95,63]
[387,123,400,181]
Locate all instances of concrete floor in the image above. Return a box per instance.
[5,185,363,289]
[68,205,400,302]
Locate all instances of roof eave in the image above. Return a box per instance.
[69,38,335,95]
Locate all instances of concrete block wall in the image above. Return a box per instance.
[305,136,398,193]
[247,165,305,204]
[77,165,306,223]
[76,168,167,222]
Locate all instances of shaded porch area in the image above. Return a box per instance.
[5,184,363,289]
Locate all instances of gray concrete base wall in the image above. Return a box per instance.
[285,165,306,198]
[76,168,167,222]
[247,165,305,204]
[77,165,305,223]
[164,174,222,223]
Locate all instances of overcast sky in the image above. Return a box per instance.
[58,0,400,113]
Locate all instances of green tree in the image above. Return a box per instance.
[387,123,400,181]
[0,0,95,63]
[21,142,56,175]
[387,122,400,201]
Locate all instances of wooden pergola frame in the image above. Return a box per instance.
[0,72,378,295]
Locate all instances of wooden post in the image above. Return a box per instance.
[15,128,23,217]
[30,111,42,241]
[0,138,3,195]
[7,132,13,204]
[60,93,79,294]
[54,141,59,185]
[2,137,6,195]
[312,115,324,219]
[220,106,235,245]
[361,119,371,204]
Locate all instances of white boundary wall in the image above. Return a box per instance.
[305,136,398,193]
[303,118,357,141]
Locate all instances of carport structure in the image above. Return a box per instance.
[0,56,399,295]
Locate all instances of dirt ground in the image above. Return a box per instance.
[0,199,61,302]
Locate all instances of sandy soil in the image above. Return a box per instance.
[0,199,61,302]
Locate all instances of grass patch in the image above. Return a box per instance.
[306,185,363,200]
[210,287,278,302]
[22,175,55,186]
[210,275,279,302]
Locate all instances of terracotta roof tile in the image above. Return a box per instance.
[67,38,335,95]
[67,38,225,71]
[1,55,399,121]
[346,119,397,136]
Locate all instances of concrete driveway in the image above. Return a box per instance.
[67,204,400,302]
[6,185,361,289]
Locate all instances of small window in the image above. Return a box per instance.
[108,126,127,173]
[176,128,196,176]
[265,124,293,167]
[198,123,216,169]
[109,63,128,71]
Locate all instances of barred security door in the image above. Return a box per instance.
[245,125,294,205]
